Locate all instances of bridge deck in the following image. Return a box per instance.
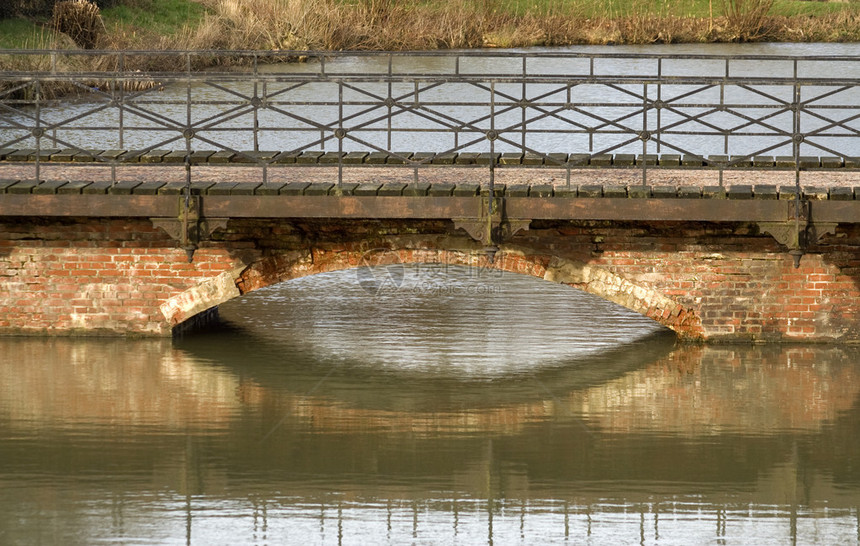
[1,148,858,223]
[1,164,859,225]
[1,167,858,198]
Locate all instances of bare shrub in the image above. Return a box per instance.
[721,0,775,41]
[52,0,106,49]
[178,0,334,50]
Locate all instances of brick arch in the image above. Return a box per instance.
[162,244,704,340]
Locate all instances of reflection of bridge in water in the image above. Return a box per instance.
[2,336,860,543]
[0,50,859,340]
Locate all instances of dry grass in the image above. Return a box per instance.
[0,52,78,100]
[52,0,106,49]
[158,0,859,52]
[171,0,485,51]
[1,0,858,81]
[1,0,857,102]
[4,0,859,55]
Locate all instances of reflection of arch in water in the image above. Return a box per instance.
[163,245,703,339]
[3,337,860,516]
[177,328,860,441]
[172,337,860,510]
[175,319,678,414]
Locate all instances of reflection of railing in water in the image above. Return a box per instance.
[1,49,858,190]
[3,336,860,543]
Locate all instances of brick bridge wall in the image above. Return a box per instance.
[1,217,859,342]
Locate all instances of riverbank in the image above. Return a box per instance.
[1,0,859,53]
[177,0,860,51]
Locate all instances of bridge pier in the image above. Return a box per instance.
[2,216,859,342]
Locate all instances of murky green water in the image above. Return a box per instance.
[2,265,860,544]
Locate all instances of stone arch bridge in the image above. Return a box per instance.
[1,184,860,342]
[1,50,859,341]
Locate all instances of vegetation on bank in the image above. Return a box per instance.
[1,0,859,53]
[0,0,207,49]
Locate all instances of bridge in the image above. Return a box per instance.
[0,50,859,341]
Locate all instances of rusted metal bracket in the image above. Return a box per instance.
[453,197,530,262]
[759,201,837,268]
[452,218,493,245]
[151,195,228,262]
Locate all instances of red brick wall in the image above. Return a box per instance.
[517,221,860,342]
[1,217,859,341]
[0,219,240,335]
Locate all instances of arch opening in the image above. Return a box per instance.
[201,259,676,377]
[165,247,701,341]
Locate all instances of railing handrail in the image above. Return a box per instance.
[1,49,858,190]
[2,49,859,82]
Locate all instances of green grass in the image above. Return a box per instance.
[476,0,699,18]
[771,0,852,17]
[101,0,209,36]
[0,18,54,49]
[495,0,856,18]
[0,0,209,49]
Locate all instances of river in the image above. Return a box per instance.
[2,42,860,545]
[2,263,860,544]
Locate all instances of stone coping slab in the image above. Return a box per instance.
[2,179,858,200]
[2,149,858,169]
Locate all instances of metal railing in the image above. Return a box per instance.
[1,49,858,193]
